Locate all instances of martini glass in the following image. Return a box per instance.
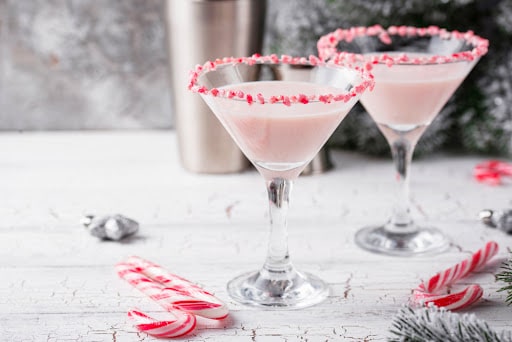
[188,54,373,308]
[318,26,489,256]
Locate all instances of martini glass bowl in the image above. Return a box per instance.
[318,26,489,256]
[188,54,373,308]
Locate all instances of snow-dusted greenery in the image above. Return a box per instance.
[388,306,512,342]
[496,252,512,305]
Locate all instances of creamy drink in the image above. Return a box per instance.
[317,25,488,255]
[190,54,372,308]
[361,60,469,127]
[210,81,354,179]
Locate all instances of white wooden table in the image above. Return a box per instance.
[1,131,511,341]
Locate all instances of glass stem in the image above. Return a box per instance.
[263,177,294,275]
[388,139,415,233]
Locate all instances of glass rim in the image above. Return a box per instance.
[187,54,375,106]
[317,25,489,66]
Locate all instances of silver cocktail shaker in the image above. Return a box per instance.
[165,0,266,173]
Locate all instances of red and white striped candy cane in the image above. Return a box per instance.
[474,160,512,185]
[411,241,498,311]
[127,309,196,338]
[117,262,179,311]
[117,257,229,320]
[423,241,499,293]
[412,284,484,311]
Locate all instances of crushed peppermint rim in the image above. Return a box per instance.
[317,25,489,67]
[187,54,374,106]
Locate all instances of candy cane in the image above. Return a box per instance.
[117,262,182,311]
[124,256,219,299]
[423,241,499,293]
[127,309,196,338]
[411,241,499,311]
[118,257,229,320]
[412,284,484,311]
[474,160,512,185]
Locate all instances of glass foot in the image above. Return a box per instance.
[227,268,329,309]
[355,225,450,256]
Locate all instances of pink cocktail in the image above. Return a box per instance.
[189,54,373,308]
[362,56,468,127]
[210,81,355,179]
[318,26,488,255]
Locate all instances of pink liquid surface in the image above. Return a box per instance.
[361,58,474,126]
[205,81,355,179]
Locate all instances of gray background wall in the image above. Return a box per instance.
[0,0,176,130]
[0,0,291,130]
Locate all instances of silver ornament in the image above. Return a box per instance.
[81,214,139,240]
[480,209,512,234]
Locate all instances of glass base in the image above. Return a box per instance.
[227,268,329,309]
[355,224,450,256]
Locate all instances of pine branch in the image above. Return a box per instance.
[496,252,512,305]
[388,306,512,342]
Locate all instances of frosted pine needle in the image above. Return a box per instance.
[388,306,512,342]
[496,253,512,305]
